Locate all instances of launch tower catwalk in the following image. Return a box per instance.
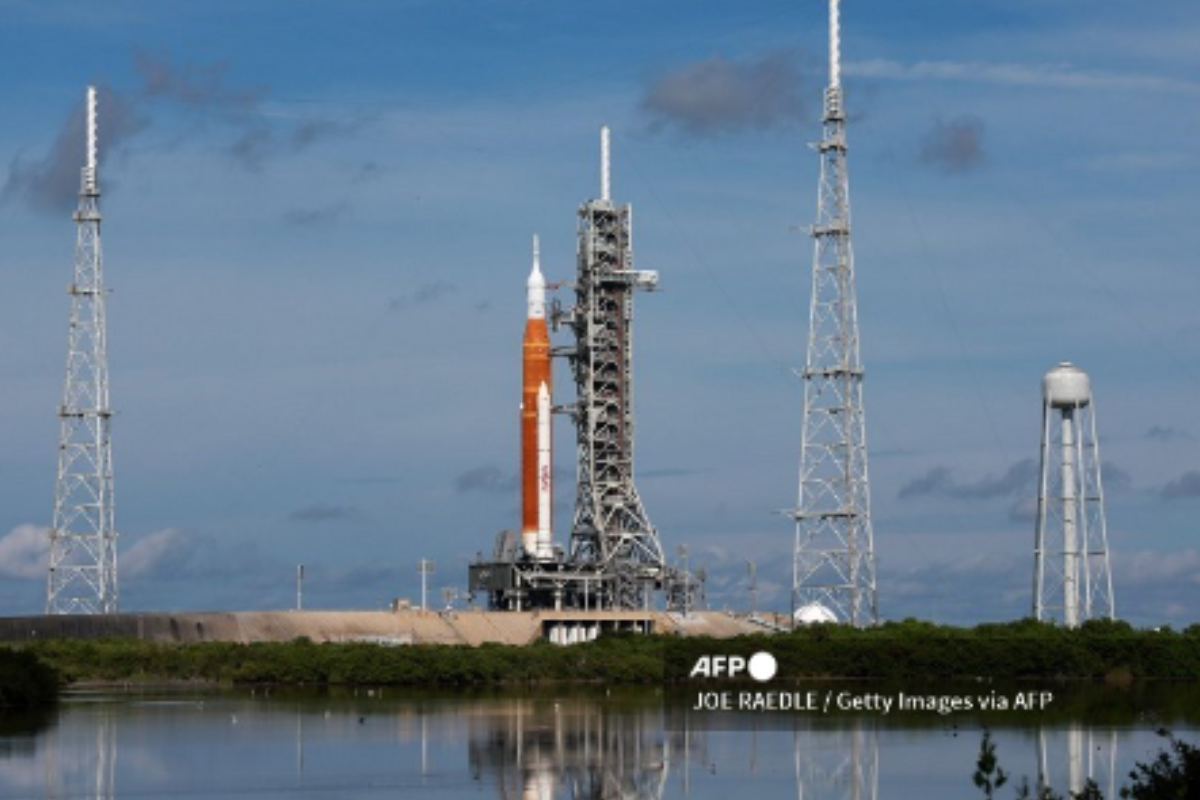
[46,86,119,615]
[791,0,879,627]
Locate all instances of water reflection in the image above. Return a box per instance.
[467,697,670,800]
[464,699,885,800]
[1037,726,1117,799]
[0,700,117,800]
[793,726,878,800]
[44,706,116,800]
[0,687,1193,800]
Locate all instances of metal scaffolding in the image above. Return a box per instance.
[46,86,119,615]
[559,127,665,608]
[792,0,879,627]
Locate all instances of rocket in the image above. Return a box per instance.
[521,235,553,560]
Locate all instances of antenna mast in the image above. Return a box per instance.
[46,86,119,614]
[791,0,878,626]
[600,125,611,202]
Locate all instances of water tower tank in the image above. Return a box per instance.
[1043,362,1091,408]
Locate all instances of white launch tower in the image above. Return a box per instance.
[1033,362,1114,627]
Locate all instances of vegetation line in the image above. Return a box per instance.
[5,618,1200,688]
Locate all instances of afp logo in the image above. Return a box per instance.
[689,652,777,682]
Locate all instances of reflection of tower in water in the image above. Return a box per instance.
[467,698,669,800]
[44,705,116,800]
[1037,726,1118,799]
[792,723,878,800]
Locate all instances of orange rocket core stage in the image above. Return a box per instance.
[521,316,551,538]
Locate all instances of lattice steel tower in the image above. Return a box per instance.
[792,0,878,627]
[1033,362,1114,627]
[46,86,119,615]
[559,126,665,608]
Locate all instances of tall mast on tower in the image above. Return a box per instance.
[792,0,878,627]
[46,86,119,615]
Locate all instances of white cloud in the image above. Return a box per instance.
[121,528,198,580]
[0,524,49,580]
[1114,549,1200,588]
[844,59,1200,95]
[1076,152,1200,173]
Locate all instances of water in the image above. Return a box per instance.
[0,684,1195,799]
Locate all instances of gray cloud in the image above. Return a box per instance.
[284,202,349,227]
[389,281,458,312]
[455,466,518,495]
[897,465,953,499]
[999,463,1129,523]
[132,49,282,171]
[640,51,808,137]
[289,504,363,523]
[919,115,986,174]
[292,117,370,149]
[1146,425,1191,442]
[3,51,369,214]
[881,554,1028,622]
[1103,463,1134,494]
[2,84,148,215]
[230,116,369,171]
[1007,496,1038,524]
[904,459,1130,508]
[226,126,276,170]
[899,458,1037,501]
[641,467,707,479]
[134,49,264,114]
[1162,471,1200,501]
[228,115,367,171]
[0,525,49,580]
[353,161,385,183]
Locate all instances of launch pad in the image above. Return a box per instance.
[468,559,641,613]
[468,128,701,614]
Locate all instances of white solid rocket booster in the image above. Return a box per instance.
[536,381,552,559]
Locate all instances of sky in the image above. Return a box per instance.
[0,0,1197,625]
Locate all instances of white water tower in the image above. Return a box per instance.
[1033,362,1115,626]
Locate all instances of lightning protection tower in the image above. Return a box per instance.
[792,0,879,627]
[559,126,665,609]
[46,86,119,615]
[1033,362,1114,627]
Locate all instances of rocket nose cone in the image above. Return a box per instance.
[526,234,547,319]
[527,233,545,289]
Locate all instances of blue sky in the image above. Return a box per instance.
[0,0,1196,624]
